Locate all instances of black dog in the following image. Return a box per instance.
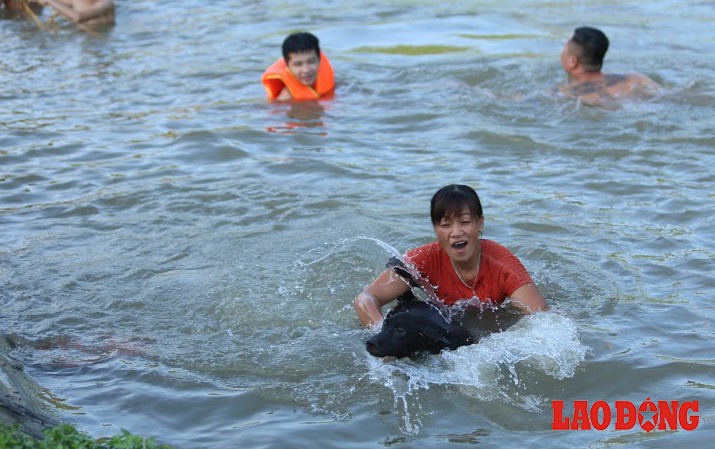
[365,298,475,358]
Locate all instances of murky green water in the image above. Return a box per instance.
[1,1,713,448]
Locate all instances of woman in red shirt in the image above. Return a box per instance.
[354,184,547,328]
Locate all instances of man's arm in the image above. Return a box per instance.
[629,73,661,93]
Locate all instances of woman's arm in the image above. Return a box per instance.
[509,283,548,314]
[354,269,411,328]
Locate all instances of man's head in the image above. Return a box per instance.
[561,27,610,74]
[282,32,321,87]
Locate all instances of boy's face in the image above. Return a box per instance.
[286,50,320,87]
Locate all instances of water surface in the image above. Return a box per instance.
[1,1,714,448]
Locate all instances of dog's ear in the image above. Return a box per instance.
[418,328,452,353]
[386,256,419,288]
[419,321,475,353]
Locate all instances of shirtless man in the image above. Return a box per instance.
[559,27,659,106]
[38,0,114,29]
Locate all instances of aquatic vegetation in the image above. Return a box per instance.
[0,424,177,449]
[352,45,469,55]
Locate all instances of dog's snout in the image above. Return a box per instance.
[366,337,383,355]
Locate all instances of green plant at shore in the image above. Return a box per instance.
[0,424,177,449]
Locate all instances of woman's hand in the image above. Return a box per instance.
[354,269,411,327]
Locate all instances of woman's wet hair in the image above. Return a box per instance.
[571,26,609,72]
[282,32,320,62]
[430,184,483,224]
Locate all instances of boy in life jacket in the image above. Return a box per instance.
[262,32,334,102]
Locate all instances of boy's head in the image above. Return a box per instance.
[281,32,321,87]
[282,32,320,63]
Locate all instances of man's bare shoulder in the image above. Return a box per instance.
[608,73,660,97]
[560,72,659,106]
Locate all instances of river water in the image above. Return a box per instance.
[1,1,713,448]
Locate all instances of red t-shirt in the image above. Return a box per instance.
[404,240,533,306]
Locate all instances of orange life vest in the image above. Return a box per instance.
[261,52,334,102]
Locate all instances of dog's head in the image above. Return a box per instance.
[365,300,475,358]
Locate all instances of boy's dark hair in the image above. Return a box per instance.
[282,32,320,62]
[571,27,609,71]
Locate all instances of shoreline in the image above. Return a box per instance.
[0,335,59,438]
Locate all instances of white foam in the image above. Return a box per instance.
[442,311,586,383]
[366,311,587,434]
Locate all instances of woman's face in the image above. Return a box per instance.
[433,207,484,263]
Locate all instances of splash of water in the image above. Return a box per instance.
[366,311,587,435]
[301,236,403,266]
